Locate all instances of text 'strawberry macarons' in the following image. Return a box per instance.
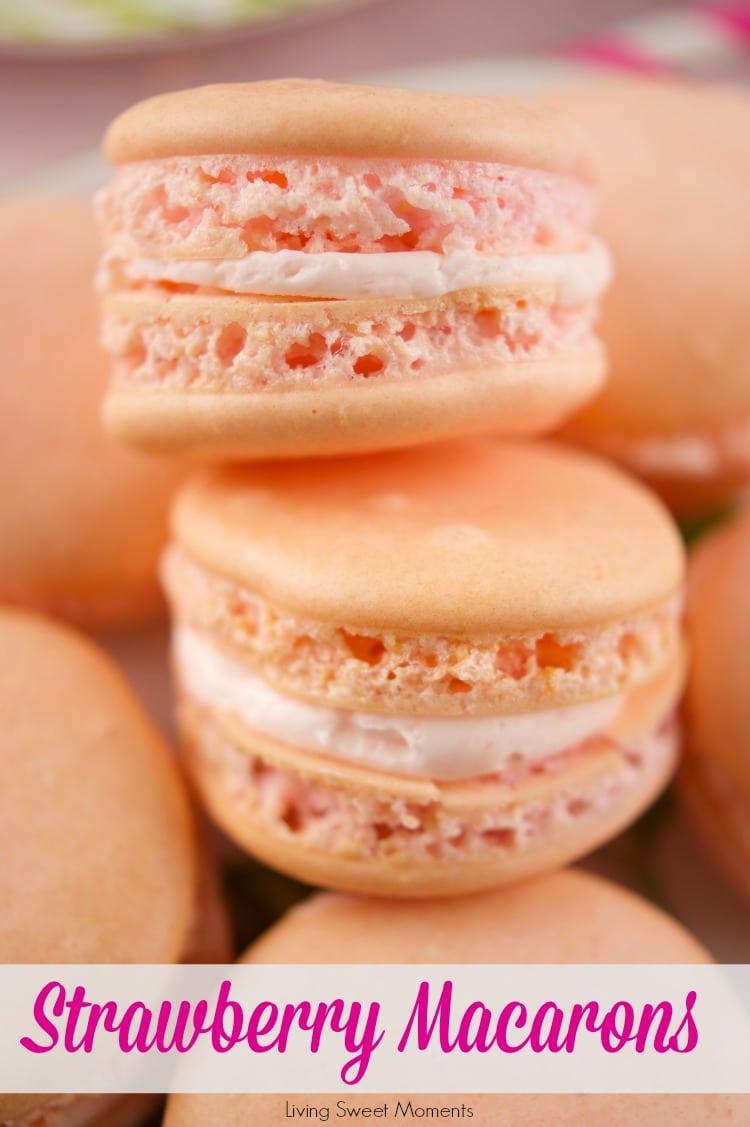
[165,870,749,1127]
[0,609,228,1127]
[163,439,686,897]
[97,79,610,460]
[682,509,750,900]
[545,77,750,514]
[0,198,186,627]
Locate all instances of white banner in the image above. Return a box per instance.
[1,965,749,1093]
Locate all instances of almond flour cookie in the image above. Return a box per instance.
[163,439,685,896]
[98,80,609,460]
[164,870,749,1127]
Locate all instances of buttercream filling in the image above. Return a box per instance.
[114,238,611,305]
[175,627,624,781]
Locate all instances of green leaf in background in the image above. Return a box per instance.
[0,0,330,43]
[679,503,737,549]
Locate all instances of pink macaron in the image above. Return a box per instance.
[97,79,609,460]
[682,506,750,899]
[0,197,186,627]
[0,608,229,1127]
[546,76,750,514]
[163,439,685,897]
[164,869,749,1126]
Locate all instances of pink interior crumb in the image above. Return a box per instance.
[98,155,594,262]
[104,295,596,393]
[163,548,683,717]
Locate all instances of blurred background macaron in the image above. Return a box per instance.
[163,438,685,897]
[164,868,748,1127]
[544,77,750,516]
[681,506,750,901]
[0,197,186,628]
[1,606,196,965]
[0,607,229,1127]
[0,608,230,963]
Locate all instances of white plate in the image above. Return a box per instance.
[0,0,378,57]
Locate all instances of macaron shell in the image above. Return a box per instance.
[544,77,750,436]
[679,750,750,901]
[0,609,196,962]
[177,655,680,898]
[104,80,593,174]
[246,868,707,961]
[101,280,604,455]
[104,351,604,461]
[0,198,185,627]
[684,509,750,789]
[171,439,684,636]
[166,872,747,1126]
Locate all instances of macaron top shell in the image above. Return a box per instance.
[246,869,708,964]
[104,79,592,174]
[686,509,750,789]
[545,77,750,435]
[0,609,196,963]
[172,440,684,636]
[166,876,738,1126]
[0,198,184,623]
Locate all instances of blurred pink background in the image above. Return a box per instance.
[0,0,680,181]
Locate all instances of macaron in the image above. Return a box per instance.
[681,507,750,900]
[0,197,186,627]
[164,869,747,1127]
[97,79,610,460]
[544,77,750,514]
[163,438,685,897]
[649,802,750,963]
[0,608,228,1127]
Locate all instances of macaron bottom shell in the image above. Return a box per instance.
[103,349,604,460]
[178,694,679,898]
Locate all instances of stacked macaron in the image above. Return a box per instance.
[92,78,689,901]
[96,79,610,459]
[162,440,684,897]
[4,68,746,1125]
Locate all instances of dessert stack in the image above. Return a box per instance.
[94,78,686,899]
[2,71,750,1127]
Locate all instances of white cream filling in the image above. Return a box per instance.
[118,238,611,306]
[176,628,623,781]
